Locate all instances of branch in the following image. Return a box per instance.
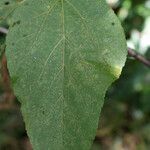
[0,26,150,68]
[128,48,150,68]
[0,27,8,34]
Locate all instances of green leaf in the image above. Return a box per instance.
[6,0,127,149]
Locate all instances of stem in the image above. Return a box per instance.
[128,48,150,68]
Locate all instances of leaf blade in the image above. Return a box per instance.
[6,0,127,149]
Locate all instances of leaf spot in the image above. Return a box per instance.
[112,65,122,78]
[111,22,115,26]
[12,20,21,27]
[42,111,45,115]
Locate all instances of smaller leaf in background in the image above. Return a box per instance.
[0,0,22,26]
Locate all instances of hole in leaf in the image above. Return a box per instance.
[4,1,10,5]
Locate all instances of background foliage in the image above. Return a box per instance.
[0,0,150,149]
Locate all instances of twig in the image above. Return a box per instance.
[0,27,8,34]
[0,26,149,68]
[128,48,150,68]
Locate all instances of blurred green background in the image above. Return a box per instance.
[0,0,150,149]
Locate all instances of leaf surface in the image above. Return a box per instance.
[6,0,127,149]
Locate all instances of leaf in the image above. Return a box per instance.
[6,0,127,149]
